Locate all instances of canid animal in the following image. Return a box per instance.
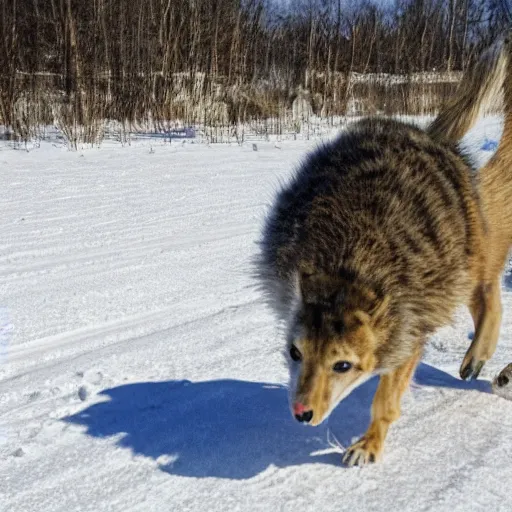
[256,35,511,466]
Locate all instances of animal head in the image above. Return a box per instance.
[286,270,391,426]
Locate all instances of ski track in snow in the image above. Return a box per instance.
[1,118,512,512]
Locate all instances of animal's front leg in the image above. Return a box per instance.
[343,348,421,466]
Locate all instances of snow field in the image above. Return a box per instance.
[1,117,512,512]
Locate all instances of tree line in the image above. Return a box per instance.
[0,0,506,144]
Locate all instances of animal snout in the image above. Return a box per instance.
[293,402,313,423]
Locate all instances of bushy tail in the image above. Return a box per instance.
[480,32,512,196]
[477,33,512,279]
[427,37,508,143]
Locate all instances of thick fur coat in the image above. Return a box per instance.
[255,35,511,465]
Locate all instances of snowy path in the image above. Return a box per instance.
[1,122,512,512]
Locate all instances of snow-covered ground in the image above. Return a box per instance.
[1,117,512,512]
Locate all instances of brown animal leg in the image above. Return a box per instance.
[343,348,421,466]
[460,278,502,380]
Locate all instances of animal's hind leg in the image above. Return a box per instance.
[460,278,502,380]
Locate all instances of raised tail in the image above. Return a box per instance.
[427,37,507,143]
[478,32,512,279]
[487,32,512,163]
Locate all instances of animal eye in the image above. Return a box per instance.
[289,345,302,362]
[333,361,352,373]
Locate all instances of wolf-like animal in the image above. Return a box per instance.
[255,35,511,466]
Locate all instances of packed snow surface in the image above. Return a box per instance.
[1,118,512,512]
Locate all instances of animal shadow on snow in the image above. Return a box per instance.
[64,363,490,479]
[503,271,512,291]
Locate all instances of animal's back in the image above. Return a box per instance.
[259,118,485,332]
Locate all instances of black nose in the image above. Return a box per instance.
[295,410,313,423]
[497,374,510,387]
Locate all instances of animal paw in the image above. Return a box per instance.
[342,435,382,467]
[460,355,485,381]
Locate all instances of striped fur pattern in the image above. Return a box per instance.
[255,33,511,465]
[261,118,484,369]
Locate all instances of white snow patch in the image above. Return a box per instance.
[1,117,511,512]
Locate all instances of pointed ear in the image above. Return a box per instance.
[353,310,371,326]
[368,294,390,326]
[353,294,390,327]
